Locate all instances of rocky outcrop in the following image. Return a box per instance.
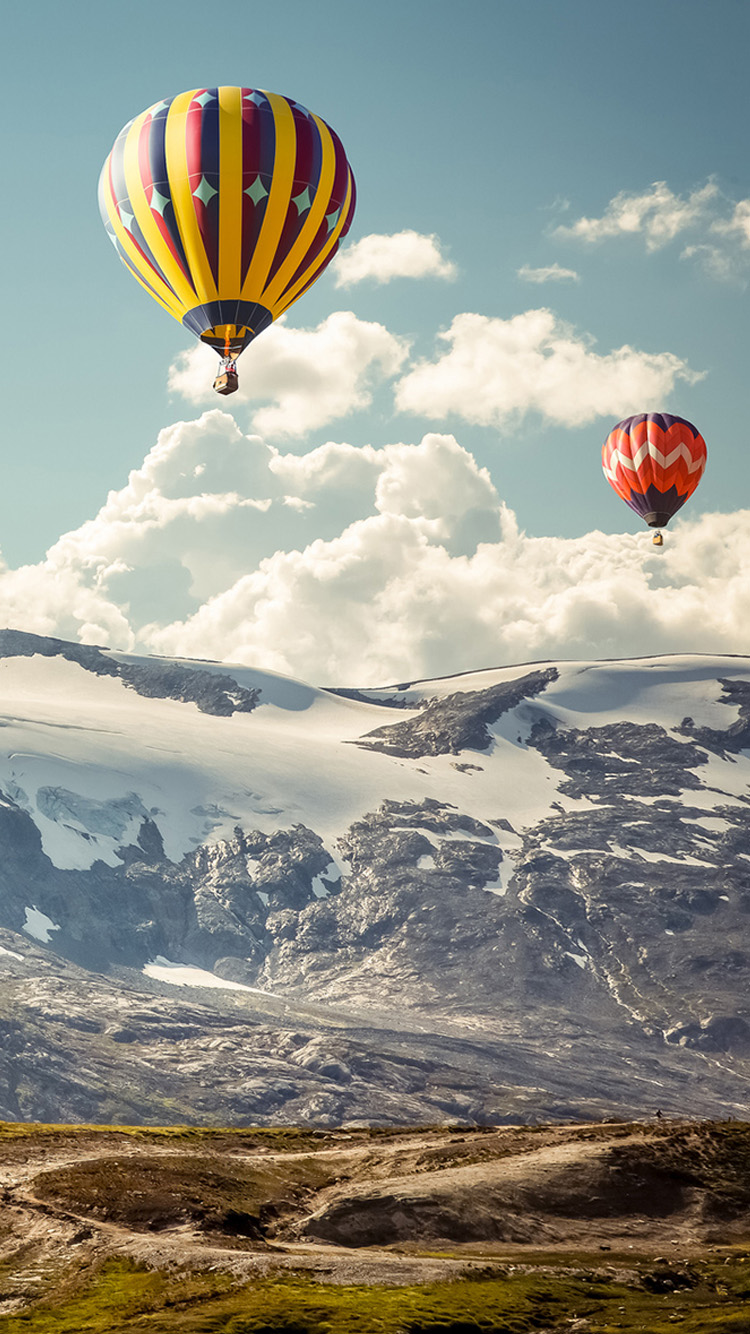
[679,678,750,755]
[354,668,557,757]
[0,628,260,715]
[528,717,708,799]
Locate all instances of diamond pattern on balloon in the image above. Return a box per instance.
[245,175,269,205]
[150,188,170,217]
[292,186,312,215]
[192,176,217,206]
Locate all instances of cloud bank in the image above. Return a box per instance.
[0,411,747,685]
[168,305,699,438]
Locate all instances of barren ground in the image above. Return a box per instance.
[1,1118,750,1331]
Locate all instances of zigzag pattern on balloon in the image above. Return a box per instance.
[602,414,706,508]
[603,440,705,499]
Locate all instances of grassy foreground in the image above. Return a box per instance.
[3,1120,750,1331]
[2,1255,750,1333]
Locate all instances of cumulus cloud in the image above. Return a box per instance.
[394,309,702,429]
[331,230,456,287]
[0,410,748,687]
[554,181,719,250]
[518,263,580,284]
[137,506,750,685]
[168,311,409,437]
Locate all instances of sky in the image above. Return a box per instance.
[2,0,750,684]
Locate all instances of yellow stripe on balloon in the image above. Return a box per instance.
[165,90,219,304]
[121,111,196,314]
[241,91,296,303]
[101,168,185,322]
[124,261,185,320]
[271,166,354,320]
[217,85,244,298]
[261,112,336,312]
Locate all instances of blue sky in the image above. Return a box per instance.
[1,0,749,682]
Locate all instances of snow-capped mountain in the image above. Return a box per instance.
[1,628,750,1126]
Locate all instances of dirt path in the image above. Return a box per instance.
[1,1120,746,1310]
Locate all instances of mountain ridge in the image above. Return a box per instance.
[0,632,749,1124]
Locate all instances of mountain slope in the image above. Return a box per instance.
[1,629,750,1123]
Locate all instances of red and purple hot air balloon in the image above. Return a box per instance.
[602,413,707,545]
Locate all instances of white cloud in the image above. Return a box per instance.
[680,243,740,283]
[682,200,750,283]
[554,178,750,281]
[331,230,457,287]
[0,411,748,686]
[168,311,409,438]
[554,181,718,250]
[168,301,698,441]
[374,435,496,521]
[140,506,750,685]
[518,263,580,284]
[713,198,750,248]
[394,310,702,429]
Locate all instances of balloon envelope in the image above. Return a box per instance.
[98,87,356,358]
[602,413,707,528]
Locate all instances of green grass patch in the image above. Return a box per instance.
[3,1257,750,1334]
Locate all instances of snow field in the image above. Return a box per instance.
[0,651,748,880]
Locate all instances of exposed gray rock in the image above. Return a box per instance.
[0,628,260,715]
[1,636,750,1126]
[354,668,558,757]
[680,678,750,755]
[528,717,708,799]
[665,1015,750,1053]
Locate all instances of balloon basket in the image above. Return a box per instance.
[214,359,239,396]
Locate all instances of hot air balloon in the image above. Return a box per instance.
[98,87,356,395]
[602,413,707,547]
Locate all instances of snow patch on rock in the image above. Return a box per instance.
[23,906,60,943]
[143,956,267,993]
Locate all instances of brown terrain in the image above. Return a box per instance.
[1,1117,750,1318]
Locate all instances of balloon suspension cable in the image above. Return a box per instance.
[220,333,238,376]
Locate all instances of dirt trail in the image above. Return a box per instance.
[1,1120,748,1308]
[0,1127,491,1291]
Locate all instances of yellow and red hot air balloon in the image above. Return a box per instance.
[602,413,707,546]
[98,87,356,394]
